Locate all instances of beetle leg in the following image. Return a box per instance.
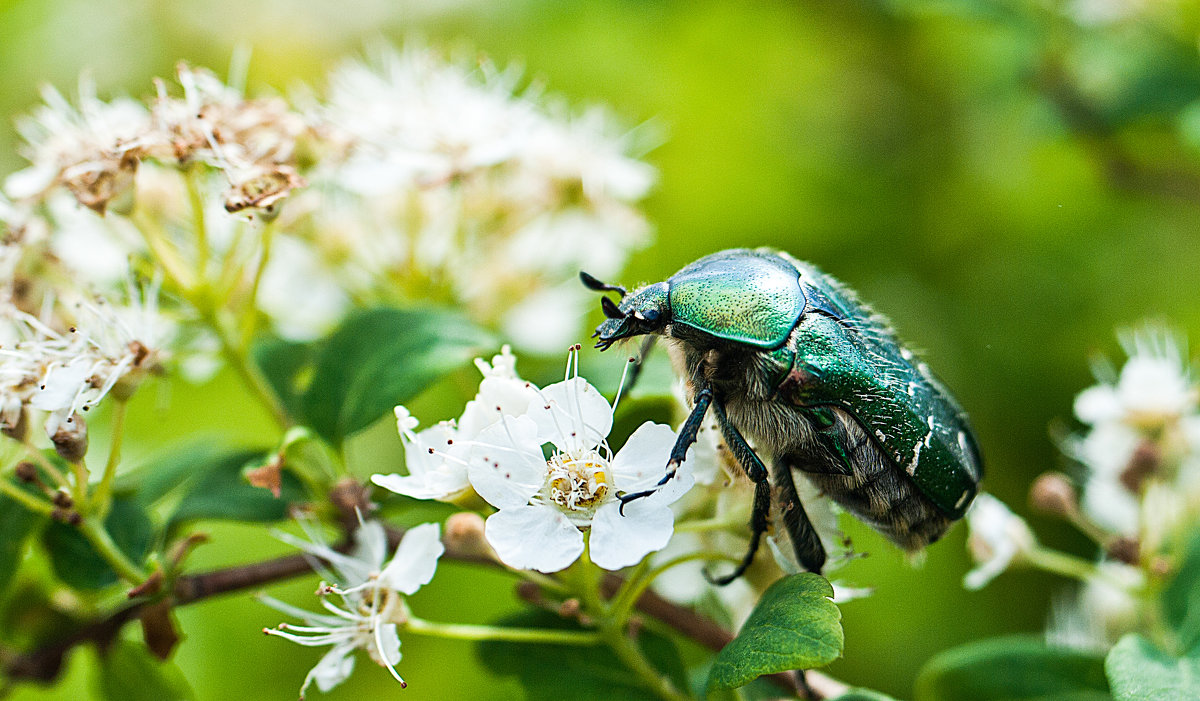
[706,477,771,585]
[617,387,713,513]
[773,459,828,573]
[703,397,772,584]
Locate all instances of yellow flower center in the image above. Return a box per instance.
[545,450,611,511]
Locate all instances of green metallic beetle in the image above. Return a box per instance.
[581,248,983,581]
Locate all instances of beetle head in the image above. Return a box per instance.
[580,272,670,351]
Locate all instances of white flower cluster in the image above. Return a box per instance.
[263,520,443,698]
[963,325,1200,650]
[0,280,169,456]
[3,46,653,353]
[372,345,694,573]
[281,45,655,349]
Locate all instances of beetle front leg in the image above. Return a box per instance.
[617,386,713,513]
[707,478,770,586]
[704,397,771,584]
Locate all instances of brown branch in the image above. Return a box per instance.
[2,500,845,699]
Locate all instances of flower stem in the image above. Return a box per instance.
[574,546,691,701]
[1025,546,1100,582]
[609,551,737,625]
[598,623,691,701]
[92,399,127,520]
[405,616,602,646]
[70,459,89,512]
[77,516,146,584]
[185,168,210,274]
[0,478,54,516]
[20,441,69,488]
[196,304,292,430]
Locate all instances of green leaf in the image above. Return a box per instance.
[0,487,42,594]
[478,611,688,700]
[95,639,193,701]
[252,335,317,421]
[1162,530,1200,653]
[41,498,153,590]
[915,636,1111,701]
[300,307,493,445]
[707,572,843,690]
[167,448,303,529]
[832,690,906,701]
[117,439,251,506]
[1105,634,1200,701]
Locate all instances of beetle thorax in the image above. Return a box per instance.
[664,331,817,458]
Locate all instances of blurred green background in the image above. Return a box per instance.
[5,0,1200,698]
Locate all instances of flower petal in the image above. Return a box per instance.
[308,643,357,693]
[484,505,583,572]
[378,522,444,595]
[467,415,546,509]
[589,499,674,570]
[350,520,388,572]
[528,377,612,453]
[609,422,678,492]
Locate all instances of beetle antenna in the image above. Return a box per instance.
[579,271,626,297]
[600,296,626,320]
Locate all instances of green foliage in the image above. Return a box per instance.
[254,308,494,446]
[41,498,152,590]
[831,690,906,701]
[477,611,688,700]
[1162,530,1200,654]
[0,487,42,594]
[166,448,303,529]
[914,636,1111,701]
[95,640,193,701]
[1104,634,1200,701]
[707,573,843,690]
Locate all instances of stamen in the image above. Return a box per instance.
[611,356,635,413]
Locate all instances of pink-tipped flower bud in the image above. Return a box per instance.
[1029,472,1078,518]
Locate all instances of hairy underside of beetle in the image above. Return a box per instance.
[665,332,953,553]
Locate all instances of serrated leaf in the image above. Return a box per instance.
[1162,530,1200,653]
[478,610,687,700]
[0,487,42,593]
[167,448,303,529]
[41,498,152,590]
[96,639,193,701]
[298,308,493,445]
[1106,634,1200,701]
[707,572,843,690]
[915,636,1111,701]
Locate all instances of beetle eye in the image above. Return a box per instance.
[641,308,660,323]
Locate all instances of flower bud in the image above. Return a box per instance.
[14,461,38,483]
[1029,472,1078,518]
[444,512,491,559]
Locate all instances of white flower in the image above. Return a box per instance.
[1075,327,1195,430]
[466,352,694,572]
[963,493,1036,590]
[263,521,444,697]
[372,346,538,502]
[1047,561,1145,650]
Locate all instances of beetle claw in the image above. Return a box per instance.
[616,489,654,515]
